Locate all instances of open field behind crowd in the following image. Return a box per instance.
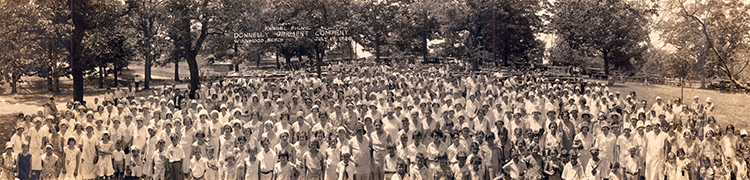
[601,81,750,130]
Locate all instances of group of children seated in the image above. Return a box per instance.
[0,64,744,180]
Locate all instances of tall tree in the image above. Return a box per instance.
[0,0,41,94]
[350,0,399,63]
[167,0,229,98]
[483,0,544,67]
[388,0,441,62]
[65,0,126,101]
[550,0,650,75]
[125,0,167,90]
[662,0,750,90]
[35,0,75,94]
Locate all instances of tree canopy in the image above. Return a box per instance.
[5,0,750,98]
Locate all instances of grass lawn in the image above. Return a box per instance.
[601,81,750,130]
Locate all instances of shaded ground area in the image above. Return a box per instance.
[0,114,17,149]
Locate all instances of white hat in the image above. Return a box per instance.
[706,98,712,103]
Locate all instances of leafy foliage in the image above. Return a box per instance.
[550,0,650,75]
[660,0,750,89]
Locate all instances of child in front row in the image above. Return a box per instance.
[337,148,357,180]
[18,144,32,180]
[167,135,184,180]
[274,150,297,180]
[190,148,207,180]
[245,147,260,180]
[152,139,167,180]
[128,146,144,179]
[98,131,115,179]
[113,141,125,180]
[205,146,219,180]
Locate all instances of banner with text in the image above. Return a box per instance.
[234,26,351,44]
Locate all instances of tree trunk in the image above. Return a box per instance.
[144,41,153,90]
[603,51,610,76]
[680,77,684,102]
[71,0,86,102]
[186,0,211,99]
[284,53,292,71]
[187,53,200,99]
[473,57,479,71]
[422,36,428,63]
[316,46,323,78]
[234,62,239,72]
[53,77,60,93]
[99,60,105,89]
[698,47,707,89]
[276,52,280,69]
[47,74,53,93]
[502,30,509,66]
[9,74,18,94]
[374,38,381,63]
[349,40,355,61]
[175,58,181,81]
[113,66,119,87]
[256,52,261,68]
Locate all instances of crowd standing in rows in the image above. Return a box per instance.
[2,64,746,180]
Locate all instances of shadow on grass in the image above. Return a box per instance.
[0,114,17,149]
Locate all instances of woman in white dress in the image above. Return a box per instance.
[59,137,80,180]
[645,122,668,180]
[80,124,99,180]
[96,131,115,178]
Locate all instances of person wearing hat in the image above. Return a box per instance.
[146,125,164,178]
[79,123,98,180]
[27,117,47,178]
[644,118,668,180]
[651,96,665,117]
[705,97,715,117]
[97,130,115,178]
[585,147,604,180]
[10,124,27,155]
[593,123,615,178]
[336,146,357,180]
[133,116,149,151]
[0,142,15,180]
[290,111,309,143]
[273,130,296,165]
[349,122,373,180]
[621,146,640,180]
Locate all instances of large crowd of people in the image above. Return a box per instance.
[1,63,744,180]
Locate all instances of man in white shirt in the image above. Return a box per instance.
[167,135,185,180]
[28,117,47,178]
